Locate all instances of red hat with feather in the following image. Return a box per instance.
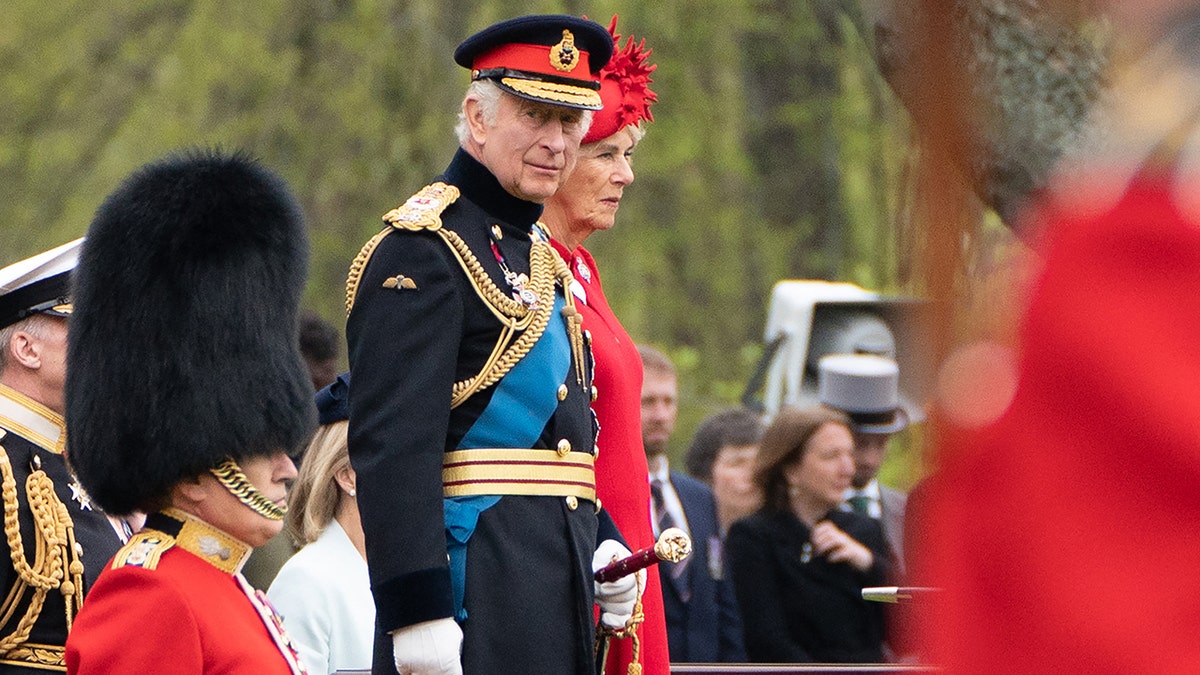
[582,16,658,145]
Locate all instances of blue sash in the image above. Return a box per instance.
[446,293,572,621]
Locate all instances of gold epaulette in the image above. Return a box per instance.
[345,182,461,316]
[110,531,175,571]
[382,182,460,232]
[342,183,586,407]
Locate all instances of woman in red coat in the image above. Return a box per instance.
[61,150,315,674]
[541,16,669,675]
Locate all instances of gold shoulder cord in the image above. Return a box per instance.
[0,443,84,662]
[346,184,587,409]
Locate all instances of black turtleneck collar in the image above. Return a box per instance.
[440,148,544,229]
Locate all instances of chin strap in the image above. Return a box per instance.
[209,459,285,521]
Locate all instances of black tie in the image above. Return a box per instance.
[650,478,691,602]
[650,479,673,536]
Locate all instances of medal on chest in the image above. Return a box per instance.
[489,236,541,310]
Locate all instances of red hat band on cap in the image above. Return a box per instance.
[582,16,658,145]
[472,41,594,79]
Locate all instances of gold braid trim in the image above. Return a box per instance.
[436,228,534,327]
[209,460,285,521]
[346,182,461,317]
[0,642,64,669]
[595,571,647,675]
[448,239,558,408]
[548,244,586,387]
[345,227,392,318]
[0,447,80,658]
[345,184,589,406]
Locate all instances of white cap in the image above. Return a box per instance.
[0,238,83,328]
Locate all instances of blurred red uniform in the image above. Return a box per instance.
[922,141,1200,671]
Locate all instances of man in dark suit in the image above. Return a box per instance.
[638,345,745,663]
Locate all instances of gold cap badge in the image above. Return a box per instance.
[549,29,579,72]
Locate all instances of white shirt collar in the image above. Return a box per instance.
[648,454,670,484]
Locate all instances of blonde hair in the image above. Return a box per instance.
[284,420,350,546]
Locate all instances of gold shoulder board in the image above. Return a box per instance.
[345,182,462,316]
[382,182,461,232]
[111,531,176,571]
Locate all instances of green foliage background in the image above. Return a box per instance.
[1,0,916,479]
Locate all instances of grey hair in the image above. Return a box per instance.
[0,314,54,373]
[455,79,595,145]
[456,79,504,145]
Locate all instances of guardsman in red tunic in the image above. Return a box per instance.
[61,150,316,674]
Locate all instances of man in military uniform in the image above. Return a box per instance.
[346,15,639,675]
[0,240,125,672]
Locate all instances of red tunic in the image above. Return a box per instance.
[920,169,1200,673]
[66,510,305,675]
[552,241,670,674]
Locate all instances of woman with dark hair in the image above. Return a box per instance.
[726,406,889,663]
[685,408,764,535]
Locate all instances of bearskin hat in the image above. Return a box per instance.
[66,149,316,515]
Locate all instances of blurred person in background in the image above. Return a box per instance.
[638,345,746,663]
[727,405,889,663]
[818,354,910,578]
[539,16,669,674]
[269,373,372,674]
[684,408,764,536]
[920,1,1200,672]
[299,309,340,393]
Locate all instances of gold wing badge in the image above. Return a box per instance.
[345,182,460,315]
[382,275,417,290]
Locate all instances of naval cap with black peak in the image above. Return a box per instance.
[0,238,82,329]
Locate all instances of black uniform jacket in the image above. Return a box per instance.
[727,508,889,663]
[347,149,600,674]
[0,384,123,673]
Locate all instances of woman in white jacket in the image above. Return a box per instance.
[268,373,373,674]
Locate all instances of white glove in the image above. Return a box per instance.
[592,539,644,629]
[391,617,463,675]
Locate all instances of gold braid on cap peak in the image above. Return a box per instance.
[210,459,285,521]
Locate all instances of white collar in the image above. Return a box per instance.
[0,382,66,454]
[648,455,670,484]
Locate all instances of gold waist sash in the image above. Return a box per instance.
[442,448,596,502]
